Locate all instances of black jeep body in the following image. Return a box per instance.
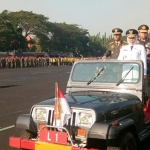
[11,60,150,150]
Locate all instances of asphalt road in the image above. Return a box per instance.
[0,66,150,150]
[0,66,71,150]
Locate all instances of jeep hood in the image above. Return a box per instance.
[35,91,140,116]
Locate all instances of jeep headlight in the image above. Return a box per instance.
[34,108,47,121]
[78,112,93,126]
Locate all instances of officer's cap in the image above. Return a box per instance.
[145,43,150,49]
[112,28,123,35]
[138,24,149,33]
[126,29,138,38]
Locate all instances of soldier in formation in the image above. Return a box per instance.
[0,56,80,69]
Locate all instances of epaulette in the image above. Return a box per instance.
[109,42,113,44]
[123,41,128,45]
[136,43,143,46]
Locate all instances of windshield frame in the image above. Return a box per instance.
[71,61,141,84]
[70,60,142,85]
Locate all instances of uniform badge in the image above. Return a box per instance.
[115,29,118,33]
[145,43,150,47]
[111,45,114,48]
[129,30,133,34]
[142,26,146,29]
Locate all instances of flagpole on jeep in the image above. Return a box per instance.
[55,82,58,128]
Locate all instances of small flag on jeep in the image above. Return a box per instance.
[53,82,72,127]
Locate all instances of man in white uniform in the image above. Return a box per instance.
[118,29,147,78]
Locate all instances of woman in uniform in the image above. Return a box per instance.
[118,29,147,78]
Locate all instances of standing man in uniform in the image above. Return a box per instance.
[137,25,150,75]
[102,28,127,59]
[137,24,150,48]
[145,43,150,76]
[137,25,150,97]
[146,43,150,58]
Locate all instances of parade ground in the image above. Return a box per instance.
[0,66,150,150]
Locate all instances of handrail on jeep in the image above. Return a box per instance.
[42,125,75,146]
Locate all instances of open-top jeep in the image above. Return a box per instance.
[9,60,150,150]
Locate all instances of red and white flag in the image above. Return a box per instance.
[53,82,72,127]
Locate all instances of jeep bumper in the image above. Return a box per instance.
[9,137,99,150]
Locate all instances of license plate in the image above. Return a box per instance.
[39,130,68,145]
[35,141,72,150]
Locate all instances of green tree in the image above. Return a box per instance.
[48,22,91,56]
[9,10,49,37]
[8,10,52,51]
[0,10,27,52]
[88,32,113,56]
[0,10,118,56]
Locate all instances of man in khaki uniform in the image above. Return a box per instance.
[102,28,127,59]
[137,24,150,48]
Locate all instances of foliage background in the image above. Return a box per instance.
[1,10,149,57]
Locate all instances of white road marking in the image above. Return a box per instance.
[0,125,15,132]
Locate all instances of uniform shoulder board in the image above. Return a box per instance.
[136,43,140,45]
[109,42,113,44]
[123,41,128,43]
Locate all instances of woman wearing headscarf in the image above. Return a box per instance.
[118,29,147,78]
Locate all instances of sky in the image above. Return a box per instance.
[0,0,150,36]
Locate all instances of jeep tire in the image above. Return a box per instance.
[107,132,137,150]
[20,129,37,150]
[20,129,37,139]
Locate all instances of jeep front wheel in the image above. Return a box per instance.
[20,129,37,139]
[20,129,37,150]
[107,132,137,150]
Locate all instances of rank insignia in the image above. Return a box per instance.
[142,26,146,30]
[129,30,133,34]
[115,29,118,32]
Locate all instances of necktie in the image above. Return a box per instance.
[131,46,133,50]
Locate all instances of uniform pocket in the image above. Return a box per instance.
[132,52,139,60]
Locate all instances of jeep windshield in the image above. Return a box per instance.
[71,62,140,84]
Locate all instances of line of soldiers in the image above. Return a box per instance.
[0,56,81,69]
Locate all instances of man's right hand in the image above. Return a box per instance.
[102,56,106,60]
